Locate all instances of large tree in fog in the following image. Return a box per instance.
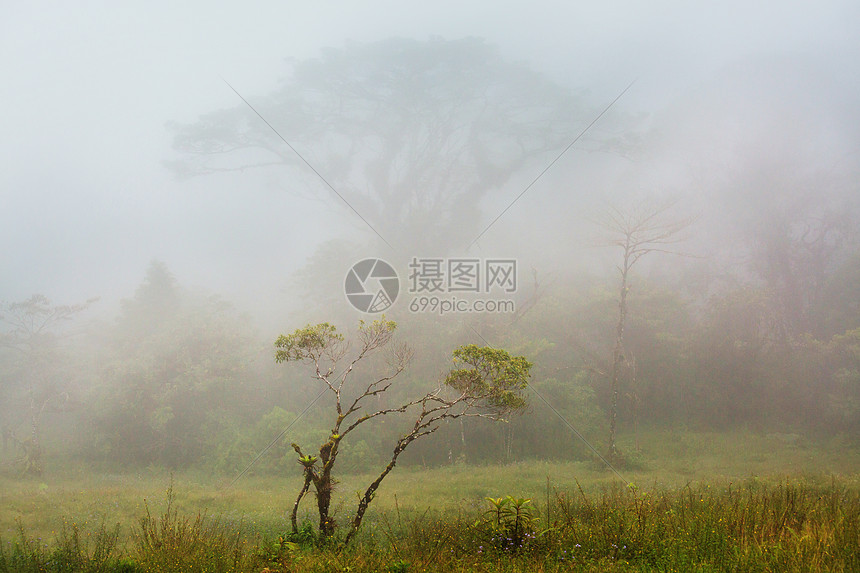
[168,37,588,254]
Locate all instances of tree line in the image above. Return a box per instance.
[1,240,858,477]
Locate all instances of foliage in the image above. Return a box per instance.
[274,322,343,364]
[446,345,530,413]
[4,221,858,484]
[828,327,860,437]
[0,294,93,476]
[87,262,256,468]
[512,375,605,461]
[817,250,860,337]
[481,496,541,553]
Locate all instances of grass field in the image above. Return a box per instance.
[2,430,859,571]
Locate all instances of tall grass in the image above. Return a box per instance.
[3,426,860,573]
[131,481,262,573]
[0,520,128,573]
[323,479,860,572]
[546,479,860,571]
[2,478,859,572]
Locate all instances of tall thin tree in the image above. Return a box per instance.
[594,199,693,461]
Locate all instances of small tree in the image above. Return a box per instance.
[594,199,692,461]
[274,318,531,544]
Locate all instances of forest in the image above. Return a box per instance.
[2,222,859,570]
[2,234,859,479]
[2,19,859,573]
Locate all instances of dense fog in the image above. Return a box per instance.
[2,1,859,477]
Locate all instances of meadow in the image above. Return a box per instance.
[2,430,859,572]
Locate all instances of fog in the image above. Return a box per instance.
[3,1,857,314]
[2,0,860,486]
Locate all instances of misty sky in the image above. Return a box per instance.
[2,1,857,317]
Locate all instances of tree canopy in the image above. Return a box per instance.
[169,37,590,253]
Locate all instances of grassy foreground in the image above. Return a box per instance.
[1,430,859,571]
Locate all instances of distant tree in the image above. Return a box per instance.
[593,199,692,461]
[817,251,860,337]
[734,166,855,341]
[119,260,181,336]
[0,295,93,475]
[828,327,860,437]
[274,318,531,544]
[168,37,592,254]
[684,287,772,427]
[90,262,254,467]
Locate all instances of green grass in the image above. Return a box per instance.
[1,430,859,571]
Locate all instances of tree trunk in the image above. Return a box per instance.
[315,469,335,538]
[26,384,43,476]
[291,471,312,534]
[608,257,630,462]
[345,435,414,546]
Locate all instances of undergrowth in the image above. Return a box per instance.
[2,478,859,572]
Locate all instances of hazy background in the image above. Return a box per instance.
[3,0,858,320]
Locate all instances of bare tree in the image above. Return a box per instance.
[274,318,531,544]
[594,199,693,461]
